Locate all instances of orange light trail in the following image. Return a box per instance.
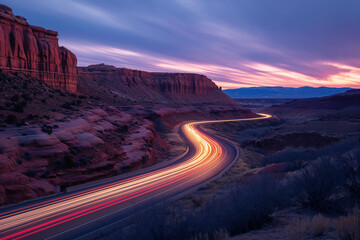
[0,113,271,240]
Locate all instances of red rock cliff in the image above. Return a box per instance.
[0,4,77,92]
[79,64,219,94]
[78,64,237,105]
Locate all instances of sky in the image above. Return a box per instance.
[3,0,360,89]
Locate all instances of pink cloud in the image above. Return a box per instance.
[64,41,360,89]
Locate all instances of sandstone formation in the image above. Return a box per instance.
[0,4,77,92]
[78,64,237,105]
[0,106,168,205]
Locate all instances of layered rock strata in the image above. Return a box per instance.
[0,4,77,92]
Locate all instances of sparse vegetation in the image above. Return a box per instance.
[335,206,360,240]
[286,218,308,240]
[41,124,53,135]
[294,157,345,213]
[5,114,17,124]
[309,214,332,237]
[113,176,287,240]
[191,229,229,240]
[286,214,332,239]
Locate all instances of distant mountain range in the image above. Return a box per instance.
[224,87,353,99]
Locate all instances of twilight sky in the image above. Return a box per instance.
[4,0,360,89]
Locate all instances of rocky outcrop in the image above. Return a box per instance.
[0,106,168,205]
[0,4,77,92]
[78,64,237,105]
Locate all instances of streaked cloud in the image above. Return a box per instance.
[65,42,360,89]
[4,0,360,88]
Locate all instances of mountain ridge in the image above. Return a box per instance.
[224,86,353,99]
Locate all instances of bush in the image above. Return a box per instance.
[21,93,32,101]
[309,214,331,237]
[335,207,360,240]
[5,114,17,124]
[41,125,53,135]
[294,157,345,213]
[286,215,331,239]
[191,229,229,240]
[115,125,129,133]
[341,148,360,197]
[10,94,19,102]
[13,101,26,112]
[286,218,308,240]
[61,102,73,110]
[218,176,287,234]
[64,154,74,168]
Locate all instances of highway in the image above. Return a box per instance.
[0,113,271,240]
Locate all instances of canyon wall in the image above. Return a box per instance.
[0,4,77,92]
[78,64,237,105]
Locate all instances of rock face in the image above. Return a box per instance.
[78,64,237,105]
[0,4,77,92]
[0,106,168,205]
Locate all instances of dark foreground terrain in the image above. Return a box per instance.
[95,90,360,240]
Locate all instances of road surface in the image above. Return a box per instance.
[0,113,271,240]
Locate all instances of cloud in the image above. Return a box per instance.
[65,41,360,89]
[3,0,360,88]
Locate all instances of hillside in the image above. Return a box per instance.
[78,64,238,106]
[266,89,360,120]
[224,86,352,99]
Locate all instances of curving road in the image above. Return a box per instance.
[0,113,271,240]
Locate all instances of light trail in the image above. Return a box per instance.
[0,113,271,240]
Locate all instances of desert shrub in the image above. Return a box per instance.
[191,229,229,240]
[286,215,331,239]
[262,148,317,166]
[294,157,345,213]
[341,148,360,197]
[21,93,32,101]
[41,124,53,135]
[23,152,32,161]
[335,206,360,240]
[117,204,191,240]
[309,214,331,237]
[15,120,25,127]
[10,94,19,102]
[13,101,26,112]
[61,102,73,110]
[5,114,17,124]
[63,154,74,168]
[286,218,309,240]
[217,176,287,234]
[77,157,89,166]
[40,171,50,178]
[115,125,129,133]
[192,196,206,208]
[25,169,38,177]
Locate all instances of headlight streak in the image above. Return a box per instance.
[0,114,271,240]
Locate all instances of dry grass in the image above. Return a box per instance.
[191,229,229,240]
[286,218,309,240]
[286,214,332,239]
[309,214,331,237]
[335,207,360,240]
